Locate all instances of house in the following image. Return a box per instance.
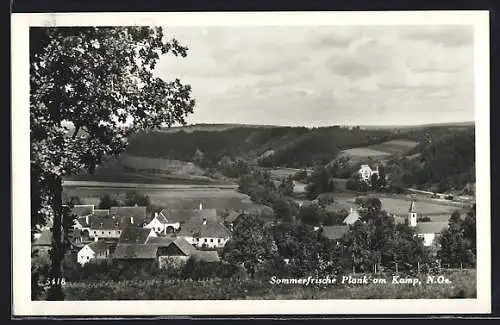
[112,243,160,262]
[75,210,150,241]
[157,237,197,268]
[109,206,147,222]
[159,204,220,225]
[77,239,111,266]
[223,210,244,231]
[144,212,181,235]
[358,164,379,182]
[191,250,220,263]
[406,200,448,247]
[94,209,110,217]
[179,214,232,248]
[343,208,361,225]
[118,227,157,244]
[113,236,196,268]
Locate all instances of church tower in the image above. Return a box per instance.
[407,200,417,227]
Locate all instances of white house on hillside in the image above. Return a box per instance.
[358,164,379,182]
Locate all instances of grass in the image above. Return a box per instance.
[62,269,475,300]
[340,139,418,164]
[63,186,252,211]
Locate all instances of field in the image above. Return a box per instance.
[62,269,476,300]
[340,139,419,164]
[65,154,230,185]
[64,184,252,211]
[325,193,463,221]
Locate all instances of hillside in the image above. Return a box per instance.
[125,126,401,168]
[124,124,475,169]
[385,128,475,193]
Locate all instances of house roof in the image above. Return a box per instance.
[171,237,196,256]
[33,230,52,246]
[160,208,220,224]
[77,216,92,228]
[155,213,169,224]
[118,227,153,244]
[72,205,94,217]
[343,210,361,225]
[87,240,110,254]
[191,250,220,263]
[94,209,110,217]
[113,244,158,259]
[224,210,243,223]
[321,225,349,240]
[415,222,448,234]
[178,217,232,239]
[109,206,147,219]
[146,236,175,246]
[409,201,416,213]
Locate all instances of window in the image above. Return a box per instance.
[87,256,89,260]
[93,231,96,234]
[101,231,104,235]
[108,232,111,235]
[210,239,214,243]
[218,238,222,243]
[118,231,121,234]
[204,238,207,243]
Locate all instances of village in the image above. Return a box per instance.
[32,160,474,272]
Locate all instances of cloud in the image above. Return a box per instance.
[401,26,473,47]
[155,25,474,126]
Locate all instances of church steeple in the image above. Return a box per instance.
[407,200,417,227]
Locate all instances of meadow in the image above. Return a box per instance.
[339,139,419,164]
[62,269,475,300]
[64,185,252,211]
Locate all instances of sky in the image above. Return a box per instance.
[154,25,474,127]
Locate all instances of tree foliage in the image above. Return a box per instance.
[437,208,476,268]
[30,27,195,299]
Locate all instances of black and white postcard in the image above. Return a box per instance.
[12,11,491,316]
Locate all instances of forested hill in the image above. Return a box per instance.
[126,126,394,167]
[386,128,475,192]
[125,124,474,169]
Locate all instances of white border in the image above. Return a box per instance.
[12,11,491,316]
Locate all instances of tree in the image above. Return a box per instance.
[193,148,205,167]
[298,203,328,226]
[124,191,151,208]
[98,194,120,209]
[222,213,277,278]
[305,165,335,200]
[30,27,195,299]
[278,176,295,196]
[438,210,476,268]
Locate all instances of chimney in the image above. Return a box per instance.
[130,216,134,224]
[154,212,158,218]
[86,215,89,224]
[350,207,353,213]
[94,236,98,242]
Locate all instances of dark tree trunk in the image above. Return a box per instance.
[47,175,65,300]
